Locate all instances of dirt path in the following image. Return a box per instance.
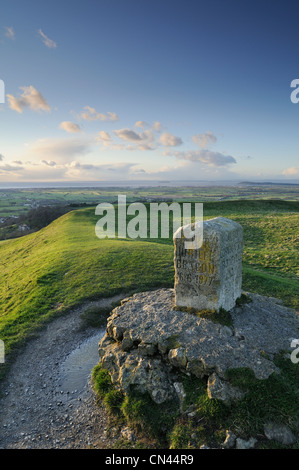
[0,295,125,449]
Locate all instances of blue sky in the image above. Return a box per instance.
[1,0,299,182]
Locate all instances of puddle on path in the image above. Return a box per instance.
[59,329,106,395]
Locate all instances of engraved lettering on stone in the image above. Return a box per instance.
[173,217,243,311]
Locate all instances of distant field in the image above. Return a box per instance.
[0,199,298,376]
[0,182,299,217]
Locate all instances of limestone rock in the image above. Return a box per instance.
[222,430,237,449]
[98,288,299,409]
[264,423,296,446]
[236,437,257,449]
[168,347,187,369]
[174,217,243,311]
[121,426,136,442]
[207,373,246,404]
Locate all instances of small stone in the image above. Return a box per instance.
[219,326,233,337]
[236,437,257,449]
[222,430,237,449]
[207,373,246,404]
[264,423,296,446]
[121,426,136,442]
[173,381,186,407]
[168,347,187,368]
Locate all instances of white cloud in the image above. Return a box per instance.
[38,29,57,48]
[96,131,117,148]
[114,128,143,142]
[135,121,148,129]
[135,121,162,132]
[159,132,183,147]
[27,136,92,164]
[80,106,118,122]
[59,121,81,133]
[7,86,51,113]
[0,163,24,173]
[96,131,111,142]
[192,131,217,148]
[165,149,236,167]
[113,128,156,150]
[152,121,162,132]
[66,160,134,172]
[41,160,57,166]
[282,166,299,176]
[4,27,15,39]
[0,154,4,161]
[135,158,238,181]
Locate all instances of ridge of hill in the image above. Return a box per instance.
[0,200,298,377]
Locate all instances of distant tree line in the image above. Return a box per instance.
[0,202,96,240]
[20,205,69,229]
[0,204,69,240]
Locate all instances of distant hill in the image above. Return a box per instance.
[239,181,299,186]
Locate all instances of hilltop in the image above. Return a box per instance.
[0,199,298,374]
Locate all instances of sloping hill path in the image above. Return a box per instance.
[0,295,124,449]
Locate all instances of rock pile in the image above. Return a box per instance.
[98,288,298,406]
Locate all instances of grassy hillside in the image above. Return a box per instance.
[0,200,298,374]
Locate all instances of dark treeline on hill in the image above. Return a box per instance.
[0,205,69,240]
[21,205,69,229]
[0,203,94,240]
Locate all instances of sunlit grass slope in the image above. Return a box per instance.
[0,209,173,359]
[0,200,298,366]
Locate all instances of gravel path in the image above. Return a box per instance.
[0,295,125,449]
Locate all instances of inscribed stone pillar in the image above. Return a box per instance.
[173,217,243,311]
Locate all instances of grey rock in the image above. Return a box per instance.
[97,288,299,413]
[236,437,257,449]
[121,426,136,442]
[173,382,186,409]
[168,347,187,369]
[207,373,246,404]
[264,423,296,446]
[222,430,237,449]
[100,341,175,404]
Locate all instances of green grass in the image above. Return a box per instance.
[0,200,298,379]
[92,353,298,449]
[1,184,299,217]
[0,208,174,372]
[225,355,299,444]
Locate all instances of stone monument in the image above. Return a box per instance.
[173,217,243,311]
[96,215,299,448]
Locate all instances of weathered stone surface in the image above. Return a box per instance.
[207,373,246,404]
[236,437,257,449]
[99,335,176,404]
[168,347,187,369]
[173,217,243,311]
[264,423,296,446]
[222,430,237,449]
[121,426,136,442]
[98,288,299,405]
